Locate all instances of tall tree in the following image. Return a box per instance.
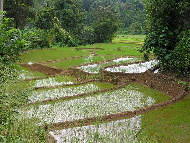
[54,0,86,35]
[4,0,34,28]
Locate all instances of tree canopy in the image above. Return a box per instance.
[142,0,190,75]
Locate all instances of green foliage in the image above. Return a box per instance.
[142,0,190,75]
[22,28,51,50]
[94,20,118,43]
[4,0,34,28]
[171,30,190,75]
[51,17,77,47]
[92,5,120,43]
[35,7,56,30]
[0,17,27,63]
[78,26,96,45]
[54,0,86,35]
[0,64,47,142]
[82,0,145,35]
[128,22,144,35]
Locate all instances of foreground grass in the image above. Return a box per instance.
[139,94,190,143]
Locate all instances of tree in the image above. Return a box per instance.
[4,0,34,28]
[54,0,86,35]
[35,7,55,30]
[92,5,120,43]
[141,0,190,75]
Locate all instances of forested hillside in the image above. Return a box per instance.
[28,0,145,35]
[82,0,145,34]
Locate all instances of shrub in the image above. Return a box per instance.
[22,28,51,50]
[0,17,28,63]
[0,64,47,142]
[142,0,190,75]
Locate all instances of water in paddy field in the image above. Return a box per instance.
[24,89,155,124]
[30,84,100,103]
[34,78,73,88]
[18,70,35,80]
[77,57,136,74]
[105,60,158,73]
[77,64,101,74]
[50,116,141,143]
[113,57,134,63]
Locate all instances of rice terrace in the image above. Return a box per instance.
[0,0,190,143]
[14,35,188,143]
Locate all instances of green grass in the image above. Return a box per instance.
[128,82,169,104]
[54,75,77,83]
[19,47,90,63]
[20,35,145,65]
[113,35,145,44]
[139,94,190,143]
[49,57,86,69]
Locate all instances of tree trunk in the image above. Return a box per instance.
[0,0,3,11]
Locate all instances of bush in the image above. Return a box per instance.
[0,64,47,142]
[0,17,28,63]
[22,28,51,50]
[170,30,190,75]
[94,20,118,43]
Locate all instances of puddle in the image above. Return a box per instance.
[50,115,141,143]
[113,57,134,63]
[30,84,99,103]
[25,89,155,124]
[34,78,73,88]
[77,64,101,74]
[105,60,158,73]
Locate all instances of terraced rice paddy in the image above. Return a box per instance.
[25,88,155,124]
[105,60,158,73]
[19,50,163,142]
[17,35,189,142]
[30,83,99,103]
[50,116,141,143]
[34,78,74,88]
[77,57,137,74]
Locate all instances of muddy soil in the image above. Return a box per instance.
[21,63,63,76]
